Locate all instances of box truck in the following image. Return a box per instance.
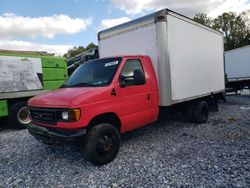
[225,45,250,93]
[0,50,68,128]
[27,9,225,165]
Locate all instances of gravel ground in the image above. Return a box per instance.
[0,95,249,187]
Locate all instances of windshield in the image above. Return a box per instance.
[62,57,122,88]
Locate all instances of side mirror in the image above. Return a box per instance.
[133,69,146,85]
[119,69,145,88]
[119,75,131,88]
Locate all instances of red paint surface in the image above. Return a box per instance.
[28,56,159,133]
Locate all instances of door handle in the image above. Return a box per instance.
[147,94,151,101]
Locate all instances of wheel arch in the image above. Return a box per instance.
[8,97,30,106]
[87,112,122,132]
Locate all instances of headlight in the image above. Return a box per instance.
[61,108,81,122]
[62,111,69,120]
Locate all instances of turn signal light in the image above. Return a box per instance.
[69,108,81,122]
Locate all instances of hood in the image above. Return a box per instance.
[28,87,100,108]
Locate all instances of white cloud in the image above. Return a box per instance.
[99,17,131,30]
[208,0,250,17]
[111,0,155,15]
[0,13,92,39]
[0,40,73,56]
[111,0,250,18]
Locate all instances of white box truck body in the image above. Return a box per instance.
[225,45,250,92]
[98,9,225,106]
[225,45,250,80]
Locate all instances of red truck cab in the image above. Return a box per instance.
[28,56,159,165]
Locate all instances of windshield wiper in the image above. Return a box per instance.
[60,83,69,88]
[65,82,98,88]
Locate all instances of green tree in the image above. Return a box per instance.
[213,12,250,50]
[64,42,97,59]
[193,11,250,51]
[85,42,98,51]
[193,13,212,27]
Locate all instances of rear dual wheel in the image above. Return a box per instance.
[183,100,209,123]
[193,100,209,123]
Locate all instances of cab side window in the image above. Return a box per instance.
[119,59,146,87]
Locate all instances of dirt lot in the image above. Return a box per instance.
[0,95,249,187]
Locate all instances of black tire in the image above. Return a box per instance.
[8,101,30,129]
[193,101,209,124]
[84,123,120,165]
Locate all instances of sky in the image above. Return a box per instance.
[0,0,250,56]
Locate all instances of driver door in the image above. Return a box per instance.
[115,59,153,131]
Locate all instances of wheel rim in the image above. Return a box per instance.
[96,133,115,155]
[17,106,31,125]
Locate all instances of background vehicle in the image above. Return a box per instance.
[67,48,99,75]
[0,50,68,128]
[225,45,250,93]
[27,9,225,165]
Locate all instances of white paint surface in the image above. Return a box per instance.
[0,56,43,93]
[167,14,225,101]
[99,23,159,79]
[225,45,250,80]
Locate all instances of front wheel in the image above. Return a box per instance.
[8,101,31,129]
[84,123,121,165]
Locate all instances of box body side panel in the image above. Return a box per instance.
[225,46,250,80]
[167,14,225,103]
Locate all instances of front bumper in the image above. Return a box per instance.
[27,123,87,143]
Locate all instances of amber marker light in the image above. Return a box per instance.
[69,108,81,122]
